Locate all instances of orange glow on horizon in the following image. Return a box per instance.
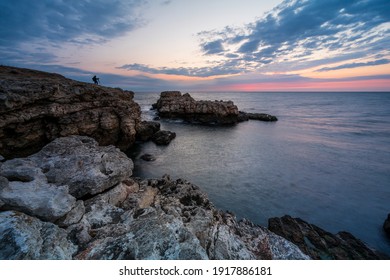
[211,79,390,92]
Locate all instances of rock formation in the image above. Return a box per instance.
[152,130,176,145]
[0,135,309,260]
[0,66,141,159]
[154,91,277,124]
[136,121,176,145]
[268,215,388,260]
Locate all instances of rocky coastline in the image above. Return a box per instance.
[0,66,387,260]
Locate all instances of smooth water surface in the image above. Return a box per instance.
[131,91,390,255]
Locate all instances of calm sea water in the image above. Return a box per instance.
[131,92,390,255]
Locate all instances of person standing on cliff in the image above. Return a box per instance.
[92,75,100,85]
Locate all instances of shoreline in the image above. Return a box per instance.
[0,66,388,260]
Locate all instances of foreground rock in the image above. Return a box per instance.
[0,211,77,259]
[268,215,388,260]
[0,136,308,260]
[74,176,309,260]
[0,66,141,159]
[154,91,277,125]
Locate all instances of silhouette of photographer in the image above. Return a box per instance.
[92,75,100,85]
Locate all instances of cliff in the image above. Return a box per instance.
[0,66,141,159]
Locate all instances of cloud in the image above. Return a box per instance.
[316,59,390,72]
[197,0,390,73]
[201,40,224,55]
[118,62,243,77]
[0,0,149,74]
[0,0,147,47]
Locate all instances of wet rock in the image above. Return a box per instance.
[0,65,141,159]
[152,130,176,145]
[0,211,77,260]
[268,215,388,260]
[239,112,278,122]
[136,121,161,142]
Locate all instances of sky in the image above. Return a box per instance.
[0,0,389,92]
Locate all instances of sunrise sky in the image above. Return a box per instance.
[1,0,389,92]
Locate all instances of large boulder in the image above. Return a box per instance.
[28,136,133,199]
[0,136,133,222]
[268,215,388,260]
[135,121,161,142]
[0,66,141,159]
[152,130,176,145]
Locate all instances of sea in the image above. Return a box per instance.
[130,91,390,256]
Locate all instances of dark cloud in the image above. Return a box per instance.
[201,40,224,55]
[118,62,243,77]
[198,0,390,73]
[0,0,148,74]
[0,0,147,47]
[317,59,390,72]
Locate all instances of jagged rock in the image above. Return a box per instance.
[140,153,156,161]
[154,91,277,124]
[384,214,390,237]
[76,176,309,260]
[0,211,77,260]
[0,65,141,159]
[136,121,161,142]
[155,91,240,124]
[28,136,133,199]
[152,130,176,145]
[57,200,85,227]
[268,215,388,260]
[0,135,133,226]
[0,160,76,222]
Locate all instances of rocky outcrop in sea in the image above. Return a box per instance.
[0,66,141,159]
[0,136,309,260]
[154,91,277,124]
[268,215,388,259]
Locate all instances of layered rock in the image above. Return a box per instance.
[74,175,309,260]
[0,66,141,159]
[0,135,308,260]
[154,91,277,124]
[268,215,388,260]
